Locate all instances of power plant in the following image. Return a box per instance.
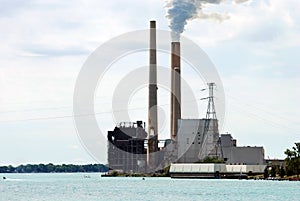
[107,20,265,175]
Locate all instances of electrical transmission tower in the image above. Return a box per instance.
[201,83,219,135]
[205,83,218,121]
[199,83,222,160]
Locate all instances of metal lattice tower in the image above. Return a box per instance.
[206,83,217,120]
[198,83,221,160]
[204,83,219,138]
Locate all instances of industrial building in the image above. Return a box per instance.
[107,121,147,173]
[176,119,221,163]
[220,134,265,165]
[169,163,266,179]
[106,20,266,174]
[174,82,222,164]
[175,125,265,165]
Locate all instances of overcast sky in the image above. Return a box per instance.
[0,0,299,166]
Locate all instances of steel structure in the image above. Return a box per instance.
[199,83,221,159]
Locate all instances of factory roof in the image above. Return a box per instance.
[170,163,266,174]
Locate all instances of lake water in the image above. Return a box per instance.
[0,173,299,201]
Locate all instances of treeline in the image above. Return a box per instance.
[0,163,108,173]
[266,143,300,179]
[284,143,300,177]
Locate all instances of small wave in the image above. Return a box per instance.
[3,178,24,181]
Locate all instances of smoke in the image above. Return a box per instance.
[234,0,249,3]
[166,0,250,41]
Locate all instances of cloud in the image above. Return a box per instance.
[222,75,300,157]
[0,0,34,17]
[165,0,251,41]
[0,0,299,164]
[180,0,300,48]
[234,0,249,3]
[20,45,90,57]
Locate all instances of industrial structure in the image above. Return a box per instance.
[220,134,265,165]
[175,83,222,163]
[169,163,266,179]
[106,20,266,174]
[107,121,147,173]
[147,20,158,171]
[176,119,221,163]
[170,42,181,141]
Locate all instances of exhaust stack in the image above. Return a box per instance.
[170,42,181,140]
[147,20,158,169]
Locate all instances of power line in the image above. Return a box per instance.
[0,97,202,123]
[228,102,299,136]
[226,92,299,125]
[1,91,299,137]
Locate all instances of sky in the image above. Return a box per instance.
[0,0,299,166]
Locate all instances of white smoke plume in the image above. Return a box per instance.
[166,0,250,41]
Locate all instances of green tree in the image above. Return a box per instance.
[284,142,300,178]
[270,166,277,177]
[280,166,285,178]
[198,156,224,163]
[264,167,269,179]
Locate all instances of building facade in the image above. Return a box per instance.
[220,134,265,165]
[107,121,147,173]
[176,119,221,163]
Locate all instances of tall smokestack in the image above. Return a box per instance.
[170,42,181,140]
[147,20,158,169]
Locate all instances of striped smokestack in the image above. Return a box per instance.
[147,20,158,169]
[170,42,181,141]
